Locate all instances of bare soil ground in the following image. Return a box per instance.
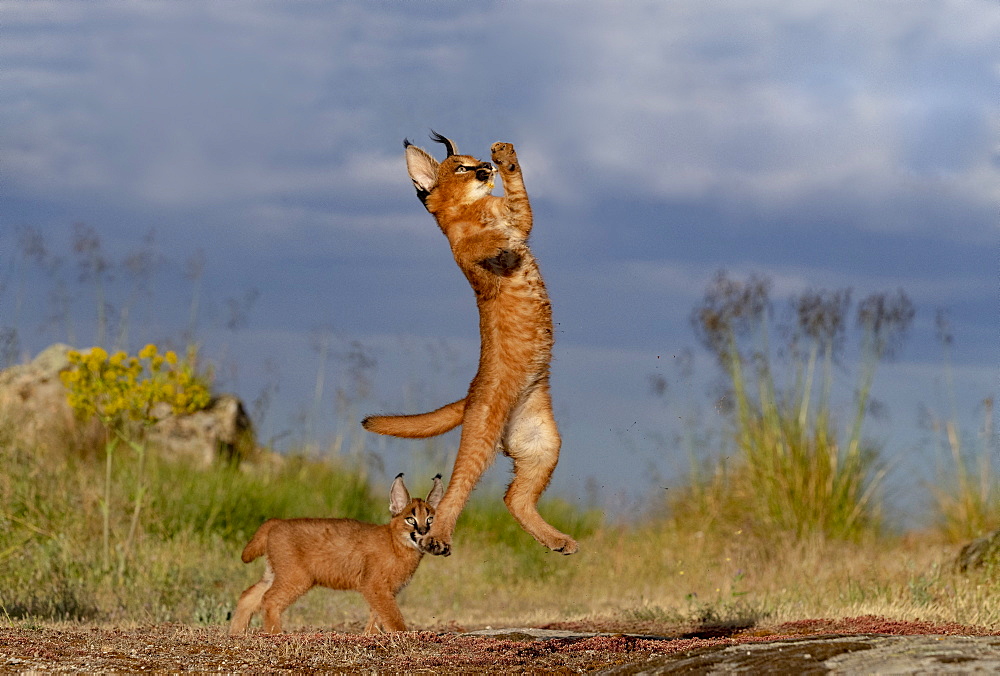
[1,616,997,673]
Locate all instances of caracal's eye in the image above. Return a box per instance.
[455,166,468,173]
[406,516,417,526]
[426,516,434,525]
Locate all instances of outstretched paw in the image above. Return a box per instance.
[420,536,452,557]
[491,142,518,173]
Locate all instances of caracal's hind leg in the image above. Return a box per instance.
[229,562,275,635]
[260,570,312,634]
[503,383,578,554]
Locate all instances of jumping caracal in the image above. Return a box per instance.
[228,473,443,635]
[362,133,577,558]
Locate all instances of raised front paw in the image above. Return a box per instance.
[420,535,452,557]
[491,142,518,173]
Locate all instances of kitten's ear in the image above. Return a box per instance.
[426,473,444,509]
[404,141,439,195]
[389,473,411,517]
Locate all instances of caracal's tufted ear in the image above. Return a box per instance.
[404,141,439,196]
[389,473,411,517]
[426,473,444,509]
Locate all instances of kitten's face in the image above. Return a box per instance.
[398,499,436,551]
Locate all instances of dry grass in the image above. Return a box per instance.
[3,426,999,636]
[5,527,1000,673]
[237,522,1000,635]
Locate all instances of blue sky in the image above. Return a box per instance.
[3,1,998,520]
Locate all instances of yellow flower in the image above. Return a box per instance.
[63,343,213,427]
[86,347,108,373]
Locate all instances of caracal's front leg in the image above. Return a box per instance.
[361,587,407,633]
[491,142,532,237]
[421,389,517,556]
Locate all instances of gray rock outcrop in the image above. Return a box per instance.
[0,344,254,464]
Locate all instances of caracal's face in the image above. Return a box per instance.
[398,499,436,552]
[437,154,496,203]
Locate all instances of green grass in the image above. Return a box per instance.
[0,437,382,623]
[143,454,380,542]
[454,493,603,582]
[4,435,1000,632]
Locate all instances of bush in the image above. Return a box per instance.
[682,272,913,541]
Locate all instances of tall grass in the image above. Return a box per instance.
[2,227,999,631]
[927,312,999,541]
[0,430,381,623]
[929,403,997,542]
[681,273,914,541]
[4,380,1000,631]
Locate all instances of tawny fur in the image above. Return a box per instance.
[362,134,578,558]
[228,474,443,635]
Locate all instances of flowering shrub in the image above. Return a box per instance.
[59,343,212,573]
[60,344,211,429]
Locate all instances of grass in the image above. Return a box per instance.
[4,431,1000,633]
[0,435,381,624]
[683,276,917,541]
[926,317,997,543]
[1,246,998,634]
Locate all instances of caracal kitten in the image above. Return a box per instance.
[229,473,443,635]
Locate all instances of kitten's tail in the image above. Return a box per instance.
[241,519,280,563]
[362,398,466,438]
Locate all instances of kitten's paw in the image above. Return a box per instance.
[491,142,518,173]
[421,536,452,557]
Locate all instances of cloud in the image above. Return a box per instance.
[516,1,1000,231]
[3,4,396,201]
[7,0,996,243]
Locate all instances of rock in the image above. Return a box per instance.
[599,634,1000,675]
[0,344,255,464]
[149,393,255,465]
[955,529,1000,572]
[0,344,104,456]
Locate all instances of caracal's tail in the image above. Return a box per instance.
[362,398,466,438]
[241,519,279,563]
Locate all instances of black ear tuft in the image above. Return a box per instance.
[403,138,413,148]
[428,130,457,157]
